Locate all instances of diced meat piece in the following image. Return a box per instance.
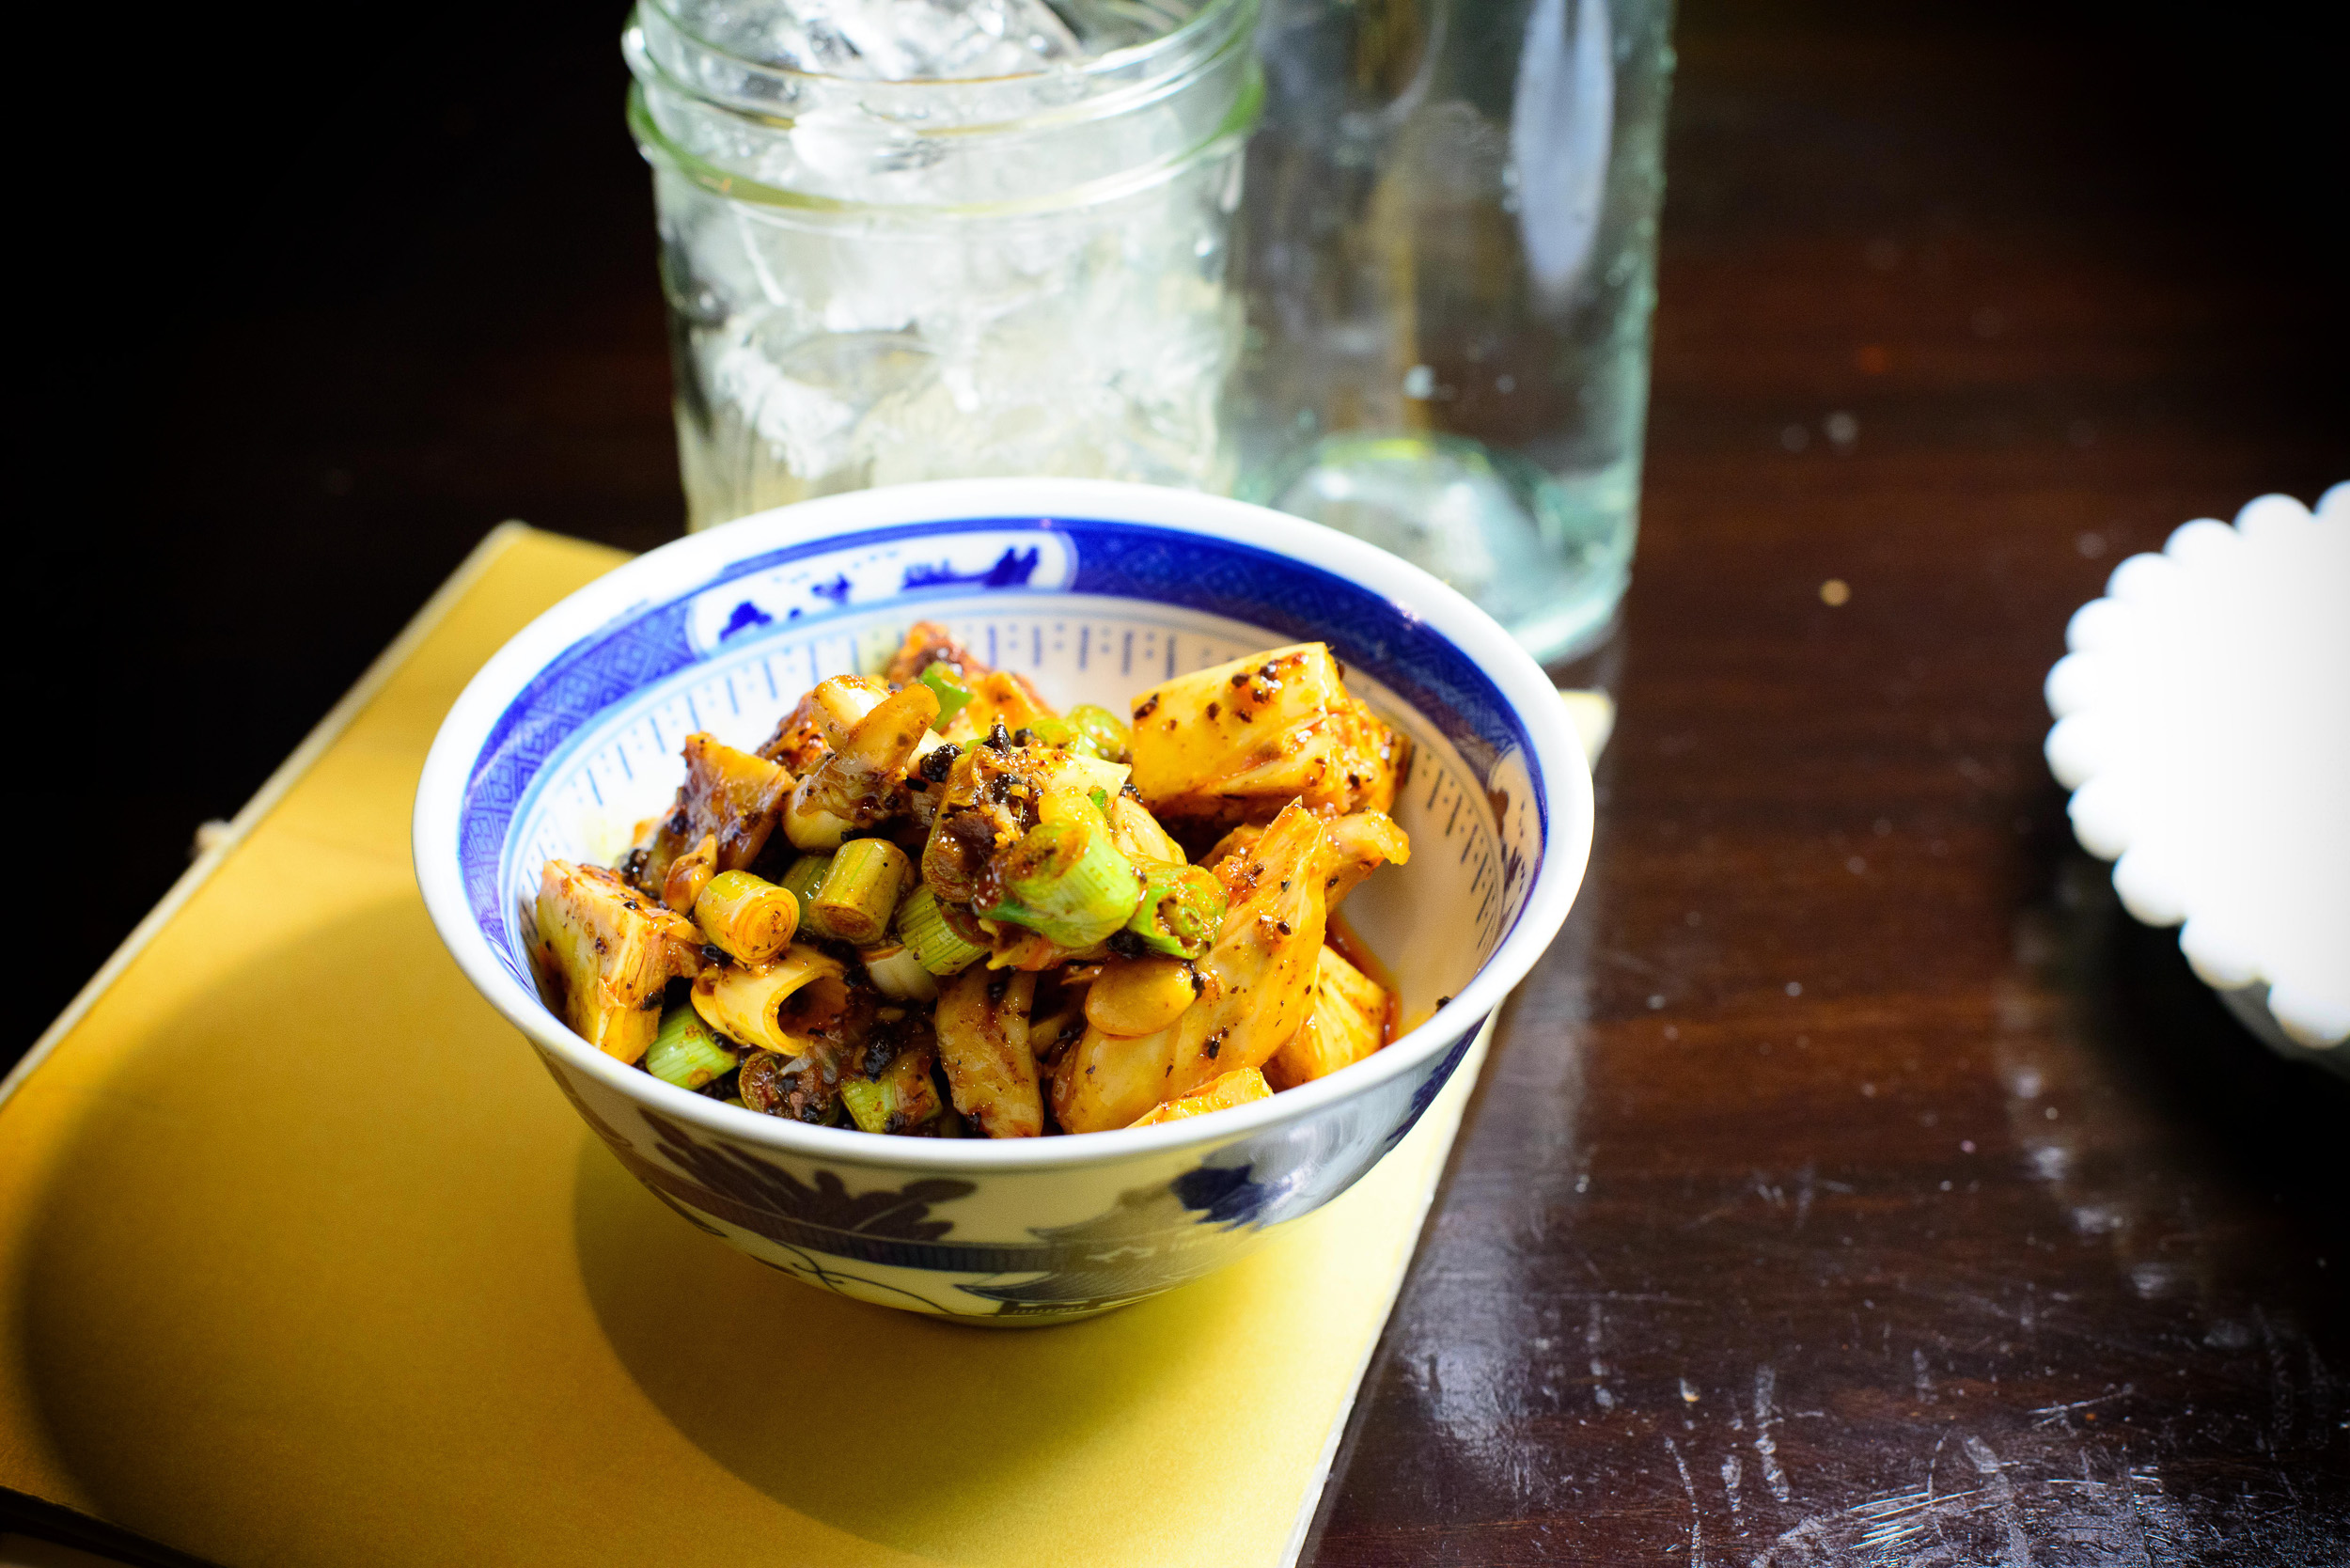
[1198,822,1263,874]
[919,739,1046,906]
[1206,810,1403,910]
[884,619,987,684]
[884,619,1058,726]
[1126,644,1409,831]
[757,690,835,776]
[757,674,891,776]
[535,860,702,1062]
[634,734,793,895]
[1315,810,1410,908]
[934,966,1044,1137]
[784,681,938,849]
[1264,943,1391,1089]
[1129,1066,1272,1126]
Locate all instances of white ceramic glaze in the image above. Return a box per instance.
[415,478,1593,1319]
[2044,482,2349,1071]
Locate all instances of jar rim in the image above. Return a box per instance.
[634,0,1248,93]
[625,61,1260,217]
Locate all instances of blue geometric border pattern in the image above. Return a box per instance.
[456,516,1546,966]
[1380,1021,1481,1154]
[461,603,698,952]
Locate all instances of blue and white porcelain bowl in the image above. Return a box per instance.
[414,479,1592,1321]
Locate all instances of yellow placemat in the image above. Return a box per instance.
[0,525,1482,1568]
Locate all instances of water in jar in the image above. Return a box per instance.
[1232,0,1675,663]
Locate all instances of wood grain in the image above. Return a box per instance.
[1309,4,2349,1561]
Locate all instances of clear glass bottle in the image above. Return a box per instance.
[1232,0,1676,662]
[625,0,1261,529]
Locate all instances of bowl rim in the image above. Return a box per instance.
[413,478,1593,1170]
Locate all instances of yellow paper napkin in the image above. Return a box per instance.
[0,525,1482,1568]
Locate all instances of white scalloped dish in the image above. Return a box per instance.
[2044,484,2350,1073]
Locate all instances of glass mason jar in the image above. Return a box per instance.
[1231,0,1676,663]
[625,0,1261,530]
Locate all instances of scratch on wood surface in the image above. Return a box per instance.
[1767,1481,1992,1565]
[2306,1338,2340,1428]
[1753,1365,1794,1502]
[2255,1306,2295,1447]
[2028,1386,2133,1427]
[1667,1434,1707,1568]
[1747,1436,2223,1567]
[1964,1434,2032,1568]
[1587,1300,1615,1410]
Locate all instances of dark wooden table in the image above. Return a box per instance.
[20,0,2346,1561]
